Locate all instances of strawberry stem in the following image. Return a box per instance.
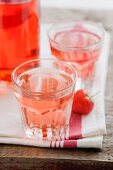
[90,91,100,100]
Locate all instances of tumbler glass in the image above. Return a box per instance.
[12,58,77,140]
[48,20,104,89]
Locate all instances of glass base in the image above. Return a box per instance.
[24,125,68,140]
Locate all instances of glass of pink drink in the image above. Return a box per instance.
[12,59,77,140]
[48,20,104,88]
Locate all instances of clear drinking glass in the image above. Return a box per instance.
[12,58,77,140]
[0,0,40,83]
[48,20,105,89]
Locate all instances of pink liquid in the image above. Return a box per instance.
[15,68,74,139]
[50,29,101,80]
[0,0,40,82]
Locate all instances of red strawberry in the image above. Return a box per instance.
[72,89,94,115]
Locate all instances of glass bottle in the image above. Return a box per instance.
[0,0,40,82]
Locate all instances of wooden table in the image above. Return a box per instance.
[0,8,113,170]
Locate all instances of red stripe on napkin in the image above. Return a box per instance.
[64,140,77,148]
[50,111,82,148]
[69,111,82,140]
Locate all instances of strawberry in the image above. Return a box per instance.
[72,89,94,115]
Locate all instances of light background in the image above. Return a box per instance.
[41,0,113,10]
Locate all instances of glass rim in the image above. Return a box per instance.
[12,58,77,96]
[47,20,105,52]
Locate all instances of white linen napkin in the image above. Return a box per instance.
[0,25,110,149]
